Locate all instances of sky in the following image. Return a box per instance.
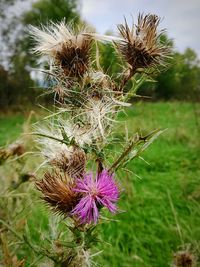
[80,0,200,56]
[0,0,35,67]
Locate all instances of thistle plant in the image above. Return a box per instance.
[29,14,170,266]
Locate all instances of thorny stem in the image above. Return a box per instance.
[91,67,138,172]
[109,134,140,172]
[58,224,94,267]
[34,132,79,148]
[96,158,104,174]
[109,132,154,172]
[118,67,137,92]
[0,219,22,241]
[88,143,104,175]
[34,133,69,145]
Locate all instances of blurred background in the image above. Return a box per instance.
[0,0,200,110]
[0,1,200,266]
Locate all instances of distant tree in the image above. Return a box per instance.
[155,48,200,100]
[0,0,81,109]
[0,66,10,108]
[22,0,80,26]
[0,64,33,109]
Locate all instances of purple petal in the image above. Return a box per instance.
[72,195,99,224]
[96,196,117,213]
[73,173,94,193]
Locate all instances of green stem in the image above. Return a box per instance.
[109,134,141,172]
[118,67,137,92]
[0,219,22,241]
[109,130,158,172]
[33,133,70,146]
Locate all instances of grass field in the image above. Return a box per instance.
[0,102,200,267]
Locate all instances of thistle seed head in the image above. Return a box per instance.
[29,21,94,77]
[35,126,87,175]
[116,14,170,71]
[55,35,93,77]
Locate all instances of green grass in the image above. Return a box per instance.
[0,114,25,146]
[96,102,200,267]
[0,102,200,266]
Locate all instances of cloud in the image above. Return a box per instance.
[81,0,200,56]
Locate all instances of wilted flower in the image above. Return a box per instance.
[72,170,119,224]
[29,21,94,77]
[48,147,86,178]
[0,142,25,164]
[173,251,196,267]
[63,147,86,179]
[36,129,86,176]
[116,14,170,71]
[36,171,80,216]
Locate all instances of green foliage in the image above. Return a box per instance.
[22,0,80,26]
[98,40,122,78]
[99,102,200,266]
[155,48,200,100]
[138,47,200,101]
[0,64,34,109]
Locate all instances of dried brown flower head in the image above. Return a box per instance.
[51,147,86,178]
[9,143,25,156]
[116,14,170,72]
[36,171,80,216]
[174,251,196,267]
[54,35,93,77]
[29,22,94,77]
[0,142,25,164]
[0,148,10,164]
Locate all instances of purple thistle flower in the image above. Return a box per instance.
[71,169,119,224]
